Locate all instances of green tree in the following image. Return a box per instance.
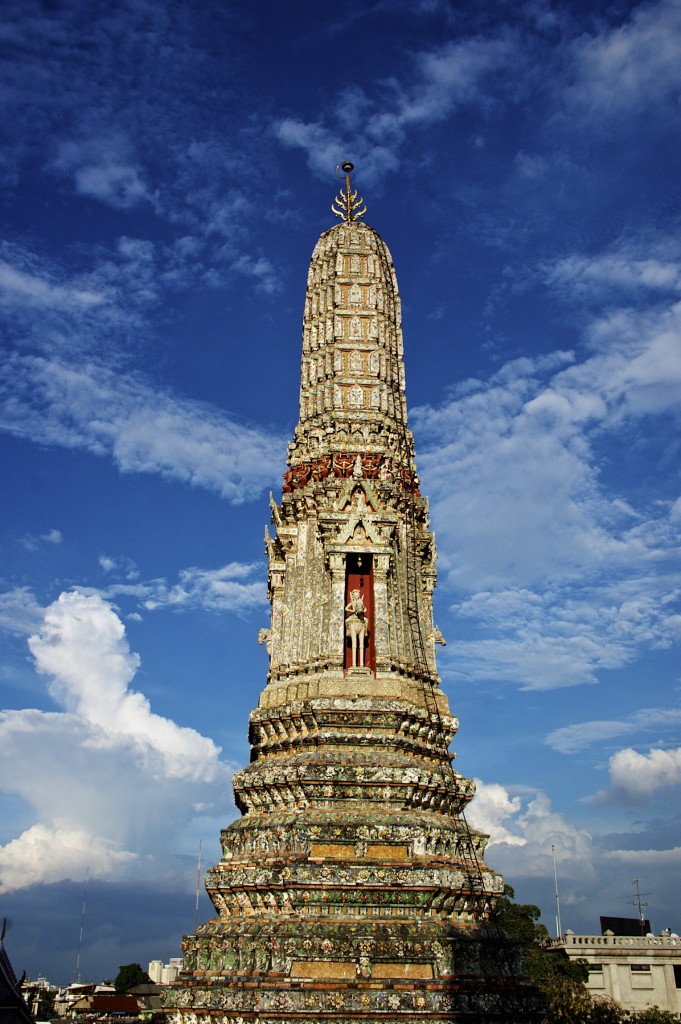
[114,962,151,993]
[491,885,652,1024]
[627,1010,679,1023]
[587,996,627,1023]
[492,884,588,988]
[35,989,56,1019]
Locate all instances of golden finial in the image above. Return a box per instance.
[332,161,366,222]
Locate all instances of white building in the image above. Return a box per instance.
[147,960,163,984]
[148,957,183,985]
[553,929,681,1016]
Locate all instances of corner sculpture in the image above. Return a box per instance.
[164,164,540,1022]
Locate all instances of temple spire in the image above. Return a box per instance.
[165,167,539,1024]
[331,160,366,222]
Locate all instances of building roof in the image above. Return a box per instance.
[71,993,140,1013]
[0,940,34,1024]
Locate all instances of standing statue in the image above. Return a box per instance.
[345,589,368,668]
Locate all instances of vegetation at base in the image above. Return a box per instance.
[31,988,56,1018]
[114,962,151,992]
[493,885,678,1024]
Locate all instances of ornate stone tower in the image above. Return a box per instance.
[165,167,537,1022]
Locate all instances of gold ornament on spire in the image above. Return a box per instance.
[332,161,367,222]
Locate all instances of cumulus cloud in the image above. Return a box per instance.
[468,782,595,884]
[467,780,681,931]
[0,823,137,893]
[0,591,233,893]
[0,355,285,503]
[606,746,681,801]
[28,591,221,780]
[466,780,525,846]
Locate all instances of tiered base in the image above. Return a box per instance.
[165,917,540,1022]
[164,691,542,1023]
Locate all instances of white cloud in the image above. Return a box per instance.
[413,274,681,689]
[607,746,681,800]
[568,0,681,116]
[53,135,151,210]
[0,558,265,653]
[232,254,282,296]
[0,823,137,893]
[545,251,681,301]
[275,35,514,184]
[467,780,681,932]
[0,355,285,503]
[605,845,681,866]
[142,562,266,613]
[466,780,525,846]
[546,707,681,754]
[467,783,595,882]
[18,528,63,551]
[0,591,233,892]
[0,587,44,635]
[0,260,105,311]
[28,591,220,781]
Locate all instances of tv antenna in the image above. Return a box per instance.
[626,878,650,935]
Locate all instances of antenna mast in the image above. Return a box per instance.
[194,840,203,931]
[73,867,89,983]
[551,845,563,939]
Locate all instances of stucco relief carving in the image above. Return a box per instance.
[348,384,363,408]
[348,350,363,374]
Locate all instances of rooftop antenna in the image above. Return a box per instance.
[194,839,203,932]
[627,878,650,935]
[73,867,89,984]
[551,845,563,939]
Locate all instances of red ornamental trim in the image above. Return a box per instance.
[282,455,420,495]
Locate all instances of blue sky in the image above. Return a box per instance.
[1,0,680,984]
